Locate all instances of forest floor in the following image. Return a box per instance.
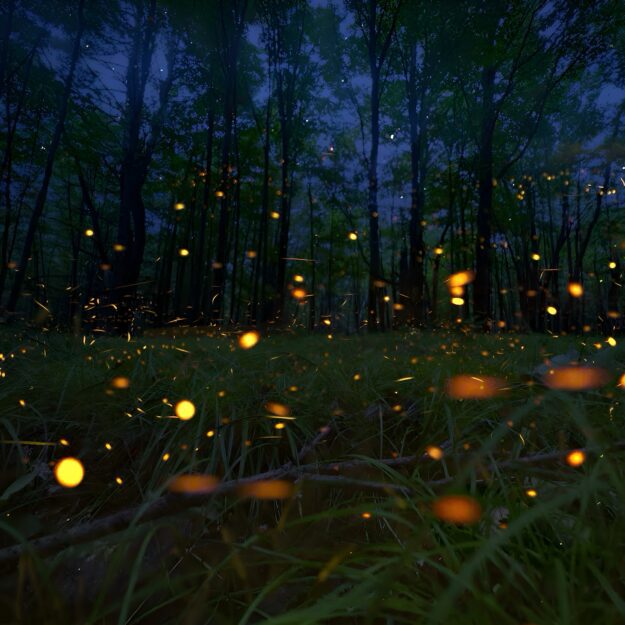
[0,327,624,624]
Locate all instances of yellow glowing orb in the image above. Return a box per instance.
[174,202,185,211]
[175,400,196,420]
[531,253,540,261]
[425,445,444,460]
[546,306,557,316]
[348,232,358,240]
[292,288,307,300]
[451,297,465,306]
[238,330,260,349]
[447,270,475,288]
[178,248,190,257]
[84,228,94,237]
[111,376,130,389]
[609,261,617,269]
[432,494,481,525]
[568,282,583,297]
[566,449,586,467]
[54,457,85,488]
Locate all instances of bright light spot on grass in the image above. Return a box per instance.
[206,430,215,437]
[445,375,505,399]
[174,202,185,210]
[434,246,444,255]
[168,474,219,494]
[451,297,465,306]
[18,399,25,407]
[361,512,372,519]
[543,366,610,391]
[59,438,70,446]
[111,376,130,389]
[175,400,196,420]
[526,488,537,498]
[265,402,290,416]
[54,457,84,488]
[292,288,307,299]
[274,422,286,430]
[270,211,280,219]
[162,452,170,462]
[238,331,260,349]
[178,248,190,257]
[84,228,94,237]
[293,274,304,283]
[426,445,444,460]
[566,449,586,467]
[353,373,361,381]
[568,282,583,297]
[531,253,540,261]
[239,480,294,500]
[348,231,358,240]
[607,336,617,347]
[115,476,123,485]
[609,261,617,269]
[546,306,557,315]
[105,442,112,451]
[432,494,481,525]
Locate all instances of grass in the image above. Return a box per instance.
[0,326,625,624]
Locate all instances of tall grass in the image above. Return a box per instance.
[0,327,624,624]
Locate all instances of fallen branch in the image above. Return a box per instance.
[0,439,623,570]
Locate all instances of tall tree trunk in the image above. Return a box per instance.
[472,65,495,329]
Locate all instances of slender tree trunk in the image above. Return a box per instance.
[473,65,495,329]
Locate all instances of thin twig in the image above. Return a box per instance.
[0,440,623,570]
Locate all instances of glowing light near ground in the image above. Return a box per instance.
[531,253,540,261]
[54,457,85,488]
[543,366,610,391]
[432,494,481,525]
[111,376,130,389]
[239,480,294,499]
[445,375,505,399]
[425,445,444,460]
[238,331,260,349]
[178,248,190,257]
[265,401,290,416]
[175,399,196,420]
[451,297,464,306]
[546,306,557,315]
[168,474,219,494]
[174,202,185,210]
[84,228,94,237]
[526,488,537,498]
[566,449,586,467]
[292,288,307,299]
[348,232,358,240]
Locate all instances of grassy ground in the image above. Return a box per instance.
[0,326,625,624]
